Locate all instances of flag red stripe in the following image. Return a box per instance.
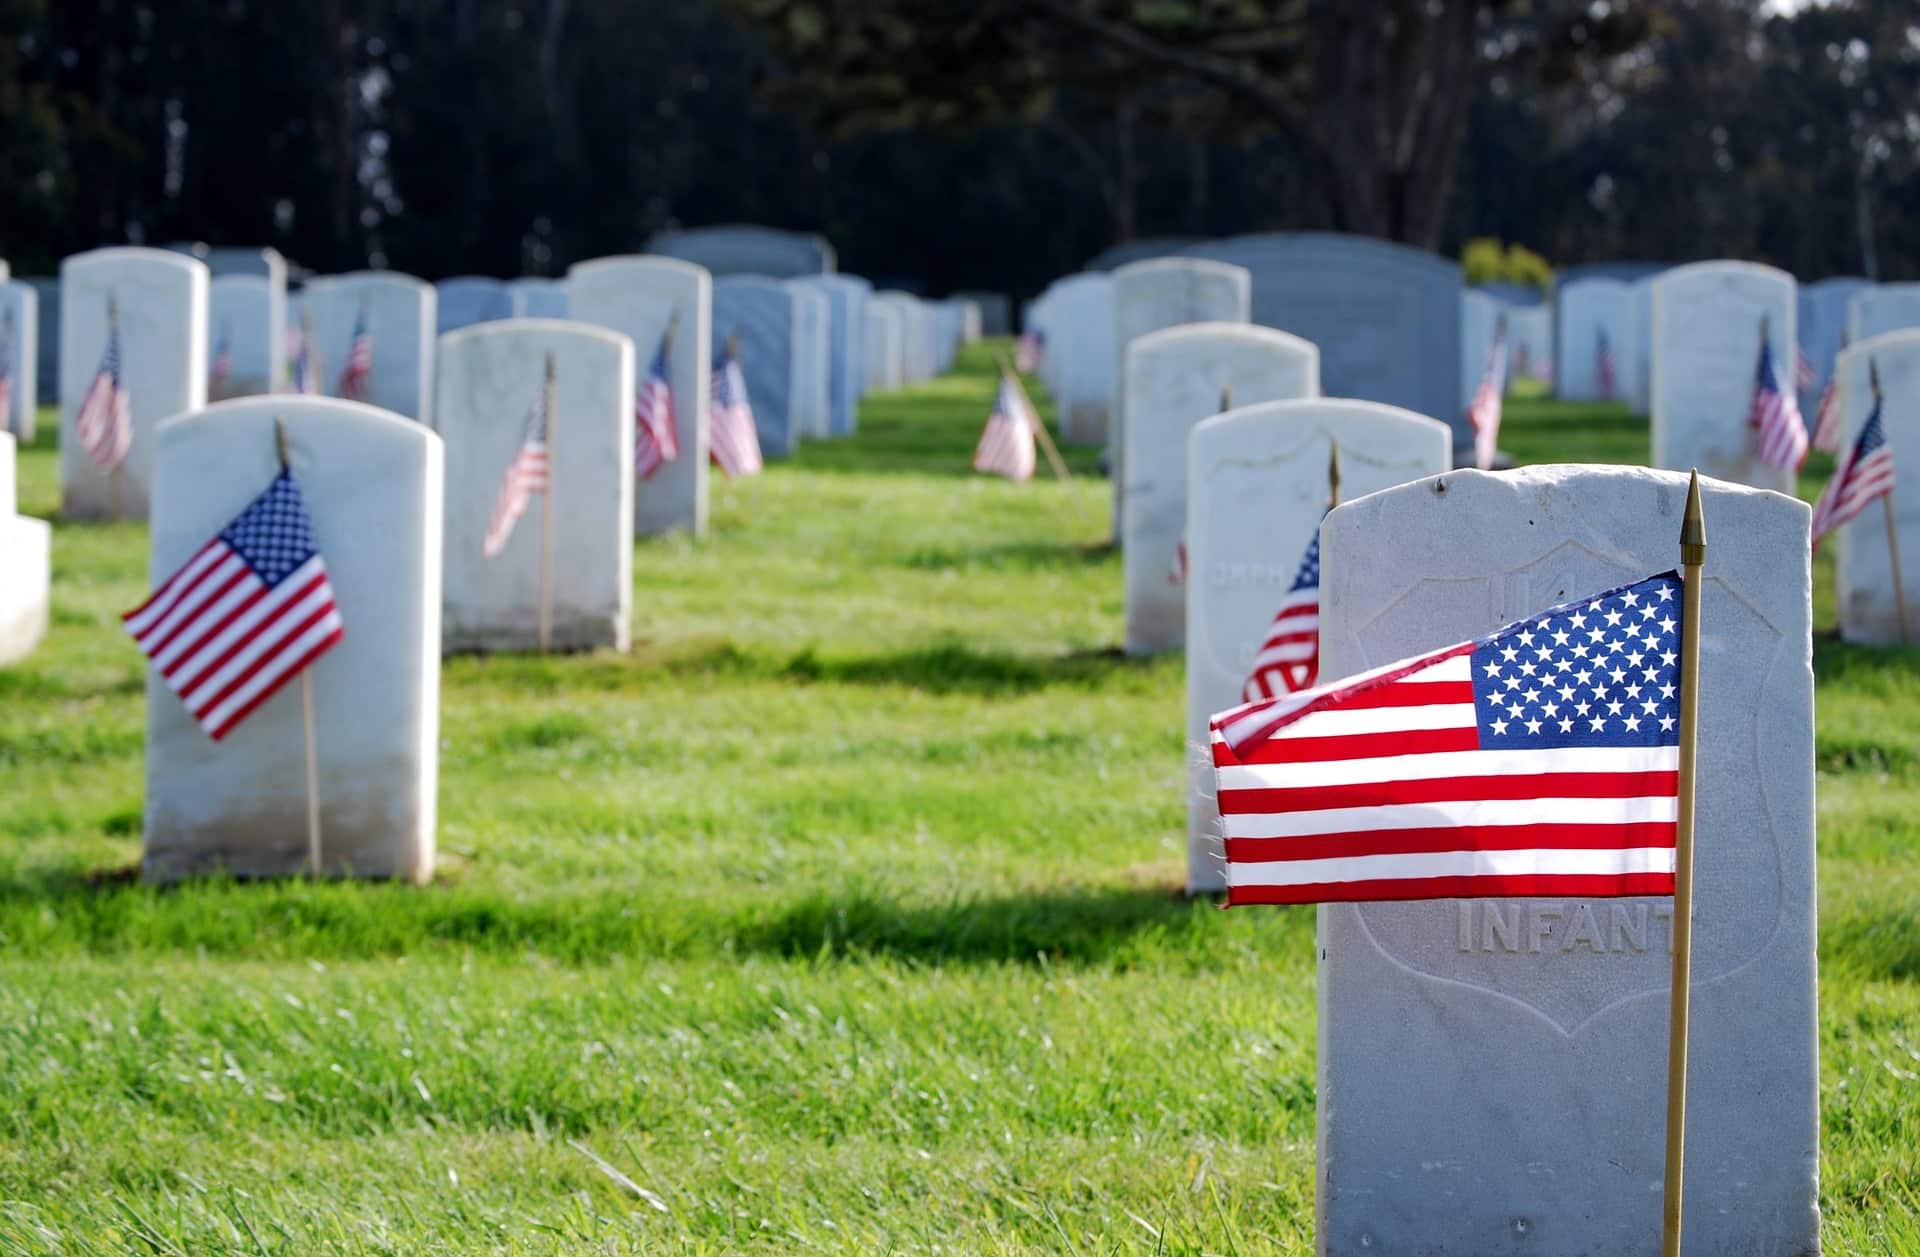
[1315,679,1474,712]
[1225,871,1676,906]
[206,625,345,741]
[169,572,326,693]
[124,539,227,627]
[188,592,339,721]
[1219,768,1680,814]
[140,563,252,660]
[160,580,272,686]
[1224,821,1678,864]
[1215,725,1480,766]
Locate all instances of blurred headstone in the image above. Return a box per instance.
[1652,261,1797,493]
[300,271,437,423]
[714,277,802,458]
[648,225,835,278]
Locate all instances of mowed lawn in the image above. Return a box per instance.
[1,349,1916,1254]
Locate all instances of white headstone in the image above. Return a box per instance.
[1651,261,1797,493]
[565,256,711,537]
[507,279,568,319]
[435,276,513,335]
[871,293,928,384]
[59,247,209,521]
[436,320,633,653]
[0,432,51,665]
[1832,329,1920,645]
[1797,276,1868,398]
[3,281,38,442]
[1460,289,1499,411]
[785,281,830,439]
[1185,400,1450,892]
[1039,274,1115,444]
[208,275,285,400]
[864,301,903,392]
[1846,283,1920,344]
[1556,278,1636,402]
[1311,464,1817,1256]
[1505,304,1553,383]
[1123,324,1318,655]
[299,271,436,423]
[141,398,443,883]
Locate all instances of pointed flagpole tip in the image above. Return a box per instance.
[1218,383,1233,413]
[1870,357,1883,403]
[1681,469,1706,565]
[273,416,291,470]
[1328,437,1343,506]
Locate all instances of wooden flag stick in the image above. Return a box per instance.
[1869,362,1913,644]
[1662,468,1707,1257]
[273,417,325,879]
[538,351,557,654]
[1328,434,1342,509]
[996,352,1070,481]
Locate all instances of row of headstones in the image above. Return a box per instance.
[2,247,988,461]
[1098,291,1819,1250]
[10,248,987,527]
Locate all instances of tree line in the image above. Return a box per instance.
[2,0,1914,298]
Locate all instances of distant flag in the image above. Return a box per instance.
[1811,361,1844,454]
[1015,328,1045,374]
[0,310,13,430]
[1168,538,1187,586]
[973,372,1037,481]
[210,323,233,394]
[708,344,764,479]
[1242,518,1324,701]
[1749,335,1808,470]
[337,304,372,401]
[1469,324,1508,471]
[1810,391,1895,551]
[288,323,323,396]
[121,469,344,741]
[483,383,550,558]
[75,312,133,471]
[1209,572,1685,906]
[634,331,680,482]
[1596,327,1617,400]
[1794,344,1817,394]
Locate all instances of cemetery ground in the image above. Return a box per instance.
[1,354,1916,1255]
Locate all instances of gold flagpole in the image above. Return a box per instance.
[538,351,557,654]
[275,418,324,879]
[1328,431,1341,510]
[1662,468,1707,1257]
[1869,360,1913,643]
[995,350,1070,481]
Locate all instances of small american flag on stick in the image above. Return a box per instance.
[1810,378,1896,551]
[709,340,764,479]
[1596,327,1617,401]
[1810,343,1846,454]
[337,302,372,401]
[1242,522,1323,701]
[1794,344,1817,394]
[1749,330,1808,470]
[1210,571,1685,906]
[973,372,1037,481]
[76,301,133,471]
[1468,321,1507,471]
[483,376,551,558]
[635,327,679,482]
[210,323,233,394]
[122,466,345,741]
[0,309,14,431]
[1015,329,1045,374]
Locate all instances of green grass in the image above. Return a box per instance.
[2,349,1916,1254]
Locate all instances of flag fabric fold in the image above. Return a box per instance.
[483,389,550,557]
[973,374,1037,482]
[1242,519,1324,702]
[1750,339,1808,469]
[122,469,345,741]
[1811,371,1842,454]
[76,321,134,471]
[1810,396,1895,551]
[1209,572,1684,906]
[709,350,764,479]
[1468,330,1507,471]
[635,334,679,482]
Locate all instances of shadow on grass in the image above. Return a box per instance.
[0,870,1302,969]
[902,539,1116,573]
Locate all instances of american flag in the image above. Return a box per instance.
[76,319,134,471]
[634,333,679,482]
[122,469,345,742]
[973,373,1037,481]
[288,325,322,396]
[1168,537,1187,586]
[1811,370,1842,454]
[1210,572,1683,906]
[1749,338,1808,470]
[483,388,550,558]
[1810,395,1895,551]
[0,311,13,431]
[338,305,372,401]
[1595,327,1616,400]
[210,323,233,394]
[1015,329,1045,374]
[1468,328,1507,471]
[1794,344,1817,394]
[1242,521,1323,702]
[708,349,764,479]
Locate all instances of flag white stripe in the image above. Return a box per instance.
[1223,793,1677,839]
[153,569,271,673]
[125,542,232,636]
[1227,845,1677,888]
[200,608,344,735]
[133,553,251,654]
[165,558,329,686]
[1214,742,1679,790]
[1275,701,1479,739]
[1251,637,1321,668]
[180,565,335,712]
